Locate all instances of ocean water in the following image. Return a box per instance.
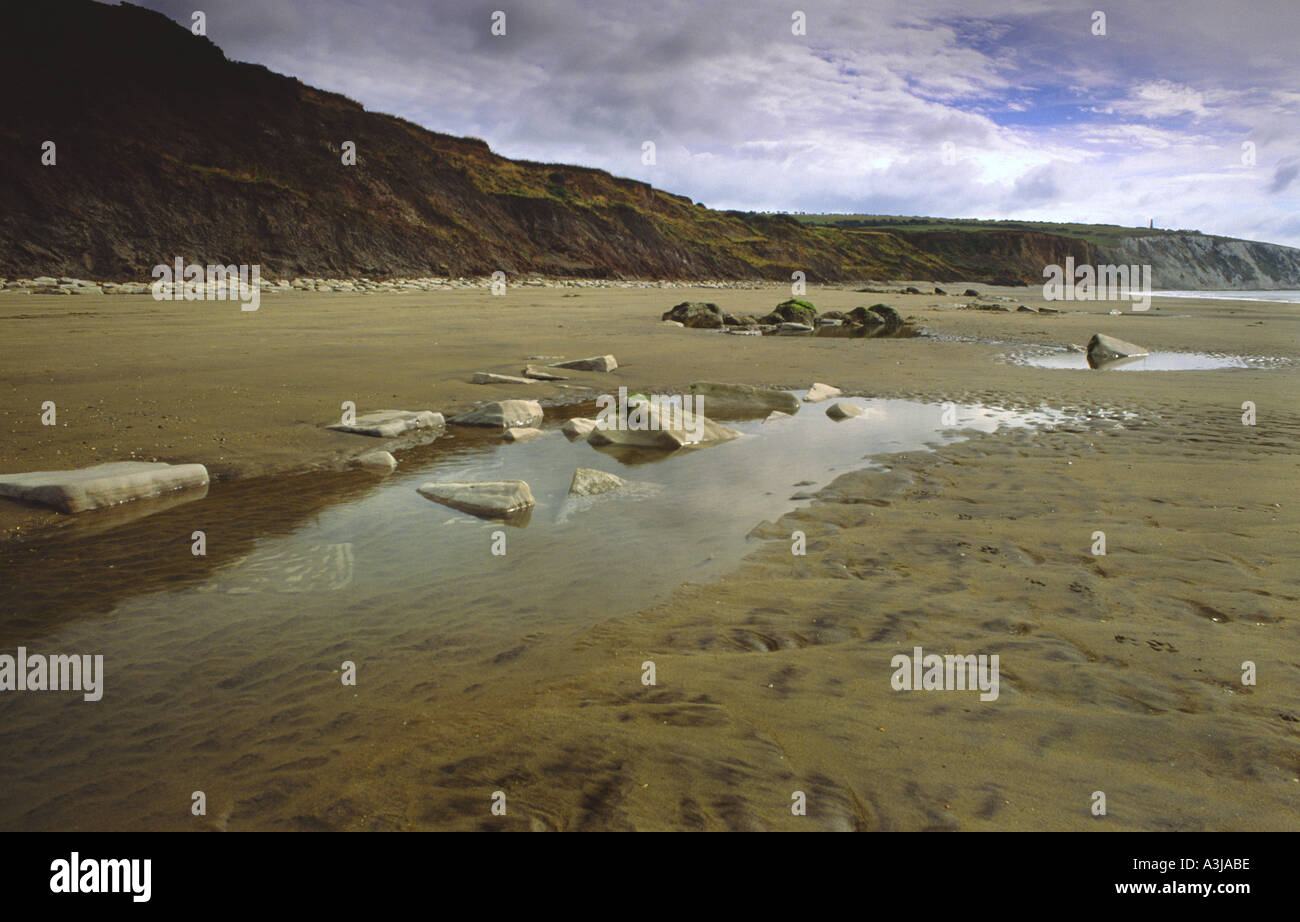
[1153,289,1300,303]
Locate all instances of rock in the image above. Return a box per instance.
[549,354,618,372]
[821,310,848,320]
[826,402,864,421]
[903,286,921,294]
[964,289,981,297]
[1086,333,1150,369]
[661,301,723,328]
[450,400,544,429]
[661,320,685,328]
[522,365,568,381]
[472,372,536,385]
[503,427,544,442]
[417,480,535,519]
[725,329,761,336]
[763,410,794,422]
[562,417,599,440]
[0,461,210,514]
[867,304,904,326]
[569,468,626,496]
[1017,305,1037,312]
[587,402,740,450]
[1038,307,1060,314]
[687,381,799,415]
[815,317,843,327]
[804,382,842,403]
[761,298,818,326]
[778,322,814,333]
[934,287,947,295]
[354,451,397,473]
[328,409,444,438]
[846,305,886,326]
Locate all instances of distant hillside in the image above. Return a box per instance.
[795,215,1300,289]
[1,2,1295,290]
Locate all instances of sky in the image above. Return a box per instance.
[140,0,1300,247]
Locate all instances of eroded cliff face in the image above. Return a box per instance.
[1,2,1294,289]
[1102,234,1300,290]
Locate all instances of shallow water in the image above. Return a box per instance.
[1009,349,1284,371]
[0,393,1079,829]
[1154,289,1300,304]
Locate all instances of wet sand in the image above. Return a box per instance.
[0,284,1297,830]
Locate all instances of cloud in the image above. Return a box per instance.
[1269,157,1300,194]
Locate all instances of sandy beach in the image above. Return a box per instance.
[0,284,1297,830]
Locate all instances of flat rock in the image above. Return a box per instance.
[328,409,444,438]
[549,354,618,373]
[562,418,599,440]
[354,451,397,473]
[826,402,864,421]
[778,322,814,332]
[688,382,799,416]
[450,399,544,429]
[522,365,567,381]
[472,372,536,385]
[569,468,627,496]
[503,427,544,442]
[1087,333,1149,369]
[587,403,739,450]
[804,382,842,403]
[417,480,535,519]
[0,461,210,514]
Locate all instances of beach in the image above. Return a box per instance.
[0,284,1297,830]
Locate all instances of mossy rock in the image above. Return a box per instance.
[769,298,818,324]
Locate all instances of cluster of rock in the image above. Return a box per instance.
[662,299,913,335]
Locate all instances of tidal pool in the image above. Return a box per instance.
[1008,349,1283,371]
[0,393,1078,829]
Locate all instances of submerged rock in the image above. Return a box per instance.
[450,399,544,429]
[569,468,626,496]
[503,427,544,442]
[687,381,799,415]
[826,402,864,421]
[804,382,843,403]
[0,461,210,513]
[328,409,444,438]
[353,451,397,473]
[1087,333,1149,369]
[417,480,535,519]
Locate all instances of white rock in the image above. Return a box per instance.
[804,382,842,403]
[503,427,544,442]
[521,365,567,381]
[549,354,618,372]
[569,468,626,496]
[0,461,210,514]
[472,372,536,385]
[587,403,739,450]
[826,402,864,420]
[328,410,444,438]
[562,418,599,440]
[417,480,535,519]
[450,400,544,430]
[354,451,397,473]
